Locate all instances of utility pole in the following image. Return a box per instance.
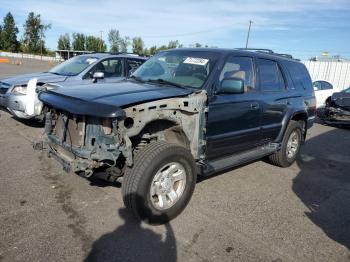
[245,20,253,48]
[99,30,103,52]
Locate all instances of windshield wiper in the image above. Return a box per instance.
[130,75,145,83]
[147,78,187,89]
[49,72,63,75]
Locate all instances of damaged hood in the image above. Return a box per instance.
[1,72,68,86]
[39,80,193,118]
[331,91,350,111]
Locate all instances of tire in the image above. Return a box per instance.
[269,120,302,167]
[122,141,197,224]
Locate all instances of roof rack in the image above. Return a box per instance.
[90,51,141,56]
[236,48,274,54]
[236,48,296,60]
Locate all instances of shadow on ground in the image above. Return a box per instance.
[85,196,177,262]
[293,127,350,249]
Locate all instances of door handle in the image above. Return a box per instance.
[250,103,259,110]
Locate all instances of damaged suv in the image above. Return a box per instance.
[35,48,316,224]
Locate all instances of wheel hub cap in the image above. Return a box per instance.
[286,131,299,159]
[150,162,187,210]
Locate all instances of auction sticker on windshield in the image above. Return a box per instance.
[183,57,209,66]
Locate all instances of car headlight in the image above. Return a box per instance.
[12,85,27,95]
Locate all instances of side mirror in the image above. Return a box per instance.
[92,72,104,83]
[219,78,244,94]
[313,86,319,91]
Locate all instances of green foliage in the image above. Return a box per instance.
[0,25,2,50]
[85,35,106,52]
[1,12,19,52]
[132,37,144,55]
[57,33,70,50]
[72,33,86,51]
[108,29,130,53]
[22,12,51,54]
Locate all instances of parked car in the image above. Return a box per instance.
[313,80,336,108]
[0,53,147,119]
[34,48,316,224]
[318,87,350,125]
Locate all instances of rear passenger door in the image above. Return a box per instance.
[206,55,262,159]
[257,58,288,142]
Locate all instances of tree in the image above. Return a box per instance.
[108,29,130,53]
[85,35,106,52]
[120,36,130,53]
[1,12,19,52]
[57,33,70,50]
[72,33,86,51]
[108,29,121,52]
[149,46,158,56]
[195,43,202,48]
[22,12,50,54]
[132,37,144,55]
[0,25,3,50]
[167,40,179,49]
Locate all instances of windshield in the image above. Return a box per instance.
[342,87,350,93]
[49,56,98,76]
[132,50,220,89]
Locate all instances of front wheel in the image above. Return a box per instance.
[269,120,302,167]
[122,141,197,224]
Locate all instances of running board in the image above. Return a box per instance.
[200,143,280,176]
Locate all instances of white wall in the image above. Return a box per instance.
[0,51,59,62]
[303,61,350,91]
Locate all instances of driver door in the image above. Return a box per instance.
[206,56,262,160]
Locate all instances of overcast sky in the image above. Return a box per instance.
[1,0,350,59]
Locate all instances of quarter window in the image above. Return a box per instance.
[257,59,286,91]
[219,56,255,91]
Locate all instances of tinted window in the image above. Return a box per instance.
[219,56,255,91]
[257,59,285,91]
[321,81,333,90]
[286,62,312,91]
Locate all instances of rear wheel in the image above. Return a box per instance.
[269,120,302,167]
[122,141,197,224]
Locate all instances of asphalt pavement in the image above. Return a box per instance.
[0,60,349,262]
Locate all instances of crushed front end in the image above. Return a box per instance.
[34,109,124,177]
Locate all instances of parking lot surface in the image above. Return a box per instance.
[0,60,349,262]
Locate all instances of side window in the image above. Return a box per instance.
[127,59,144,74]
[321,81,333,90]
[257,59,285,91]
[90,58,123,78]
[219,56,255,91]
[313,81,322,91]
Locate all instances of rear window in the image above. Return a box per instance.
[285,62,312,91]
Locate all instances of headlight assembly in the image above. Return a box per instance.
[12,85,27,95]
